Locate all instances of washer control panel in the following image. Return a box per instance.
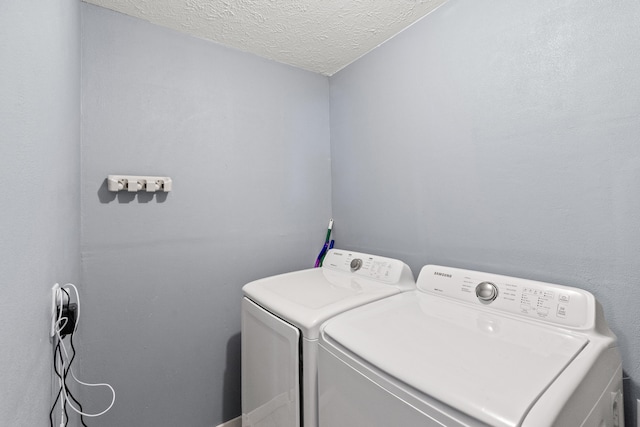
[418,265,595,329]
[323,249,413,287]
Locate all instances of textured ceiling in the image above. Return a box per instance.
[82,0,448,75]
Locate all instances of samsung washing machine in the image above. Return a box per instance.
[241,249,415,427]
[318,264,625,427]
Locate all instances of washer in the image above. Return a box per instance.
[241,249,415,427]
[318,265,625,427]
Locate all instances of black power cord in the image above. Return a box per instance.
[65,333,88,426]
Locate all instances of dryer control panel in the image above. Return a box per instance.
[417,265,596,330]
[323,249,414,289]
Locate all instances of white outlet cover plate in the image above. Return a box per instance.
[50,284,60,338]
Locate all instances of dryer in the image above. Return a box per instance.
[318,265,625,427]
[241,249,415,427]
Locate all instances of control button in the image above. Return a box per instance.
[559,294,570,303]
[537,308,549,317]
[350,258,363,272]
[476,282,498,304]
[557,304,567,318]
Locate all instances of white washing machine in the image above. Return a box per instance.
[318,264,625,427]
[241,249,415,427]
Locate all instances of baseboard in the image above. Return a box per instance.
[216,415,241,427]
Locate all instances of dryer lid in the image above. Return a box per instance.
[242,250,415,339]
[321,291,589,427]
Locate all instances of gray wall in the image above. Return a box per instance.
[0,0,80,425]
[3,0,636,425]
[80,4,330,426]
[330,0,640,424]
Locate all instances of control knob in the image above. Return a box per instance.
[350,258,363,272]
[476,281,498,304]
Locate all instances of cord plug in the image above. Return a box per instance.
[57,303,77,337]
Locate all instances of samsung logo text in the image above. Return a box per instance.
[433,272,452,278]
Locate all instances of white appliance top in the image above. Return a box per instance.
[242,249,415,339]
[321,265,611,427]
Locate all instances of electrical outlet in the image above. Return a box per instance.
[50,283,60,338]
[50,284,69,339]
